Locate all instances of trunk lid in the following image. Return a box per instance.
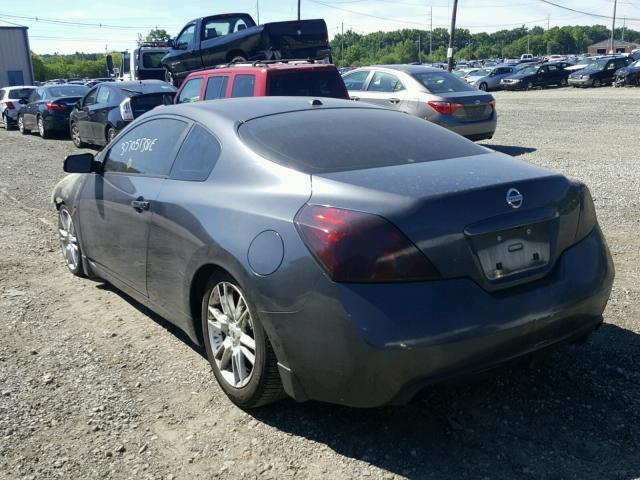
[309,151,582,291]
[436,91,495,122]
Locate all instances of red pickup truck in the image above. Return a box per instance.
[174,61,349,103]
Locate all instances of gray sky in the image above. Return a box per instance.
[0,0,637,54]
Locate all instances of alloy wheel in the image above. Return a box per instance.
[58,208,80,272]
[18,116,24,133]
[38,117,45,137]
[71,124,82,147]
[206,282,256,389]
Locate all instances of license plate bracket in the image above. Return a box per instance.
[469,222,550,280]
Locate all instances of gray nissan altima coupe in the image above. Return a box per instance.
[53,97,614,408]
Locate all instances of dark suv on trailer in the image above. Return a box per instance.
[501,63,570,90]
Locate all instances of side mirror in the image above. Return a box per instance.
[167,39,174,48]
[63,153,100,174]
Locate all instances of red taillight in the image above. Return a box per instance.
[427,101,465,115]
[295,205,440,283]
[5,101,14,109]
[489,99,496,109]
[46,102,65,111]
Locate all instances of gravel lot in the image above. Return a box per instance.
[0,87,639,480]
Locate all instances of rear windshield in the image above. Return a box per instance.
[130,93,175,116]
[239,108,484,174]
[10,88,34,100]
[121,84,176,96]
[267,70,347,99]
[412,72,476,93]
[142,51,165,69]
[48,86,88,97]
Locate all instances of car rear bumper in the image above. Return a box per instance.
[266,226,614,407]
[44,112,72,131]
[569,78,593,87]
[433,113,497,141]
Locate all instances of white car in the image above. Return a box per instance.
[548,55,566,62]
[0,86,36,130]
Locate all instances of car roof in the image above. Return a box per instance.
[365,64,445,74]
[151,96,382,127]
[184,61,338,79]
[102,80,176,92]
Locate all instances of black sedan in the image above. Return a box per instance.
[70,80,176,148]
[501,63,570,90]
[53,97,613,408]
[569,56,633,87]
[614,59,640,87]
[18,85,88,138]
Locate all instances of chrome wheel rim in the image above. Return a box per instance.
[18,116,23,132]
[58,209,79,271]
[71,125,80,146]
[207,282,256,388]
[38,117,44,136]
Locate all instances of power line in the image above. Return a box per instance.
[537,0,640,21]
[0,12,175,30]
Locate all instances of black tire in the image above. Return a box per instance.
[37,115,50,139]
[560,77,568,87]
[2,113,14,130]
[525,82,534,91]
[478,82,488,92]
[18,114,29,135]
[593,79,602,88]
[70,123,86,148]
[106,126,117,144]
[58,205,85,277]
[164,69,178,88]
[201,272,284,408]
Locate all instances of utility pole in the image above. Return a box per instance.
[257,0,260,24]
[429,6,433,56]
[341,22,344,67]
[622,16,626,42]
[547,14,550,31]
[418,34,422,63]
[447,0,459,72]
[609,0,617,54]
[527,36,530,54]
[298,0,301,21]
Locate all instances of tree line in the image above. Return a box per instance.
[330,24,640,66]
[31,52,123,81]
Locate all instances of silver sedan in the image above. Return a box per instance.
[343,65,496,141]
[465,66,518,91]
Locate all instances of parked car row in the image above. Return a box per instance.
[449,55,637,92]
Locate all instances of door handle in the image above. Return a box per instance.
[389,98,401,104]
[131,199,150,211]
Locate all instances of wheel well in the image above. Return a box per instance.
[189,264,230,344]
[226,50,246,62]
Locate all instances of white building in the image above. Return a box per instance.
[0,23,35,88]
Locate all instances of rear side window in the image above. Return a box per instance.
[267,70,347,98]
[231,75,256,97]
[0,90,5,100]
[10,88,35,100]
[142,52,165,69]
[342,70,369,91]
[239,108,484,174]
[104,118,188,176]
[366,71,404,92]
[177,78,203,103]
[204,76,229,100]
[170,125,221,181]
[96,86,112,104]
